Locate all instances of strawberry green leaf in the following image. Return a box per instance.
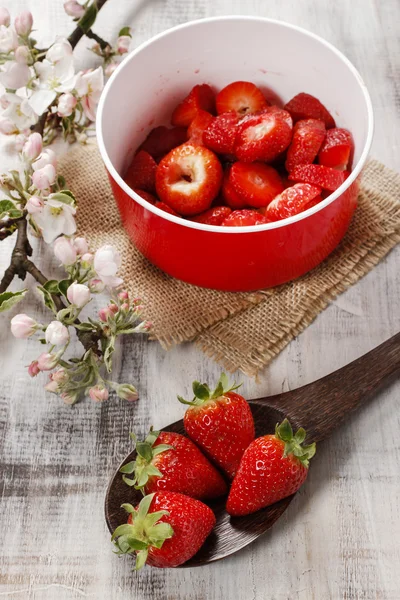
[137,493,154,520]
[122,475,136,487]
[152,444,173,457]
[275,418,316,468]
[125,536,148,551]
[121,503,135,513]
[120,461,136,474]
[111,523,135,541]
[192,381,211,401]
[135,549,149,570]
[136,442,153,462]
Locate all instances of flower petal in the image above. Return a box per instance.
[29,89,56,116]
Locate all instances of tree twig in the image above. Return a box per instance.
[68,0,110,49]
[85,29,111,51]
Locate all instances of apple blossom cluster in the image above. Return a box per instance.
[10,237,152,405]
[0,5,132,145]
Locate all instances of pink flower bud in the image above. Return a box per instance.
[0,116,16,135]
[57,92,77,117]
[14,11,33,36]
[105,62,118,77]
[31,164,56,190]
[121,302,129,311]
[108,303,119,315]
[118,291,129,301]
[45,321,69,346]
[0,7,10,27]
[15,45,29,63]
[81,252,93,265]
[63,0,85,18]
[61,391,78,405]
[116,383,138,402]
[52,368,68,384]
[37,352,58,371]
[44,377,59,393]
[116,35,131,55]
[98,307,111,322]
[73,236,88,255]
[53,236,77,266]
[89,384,109,402]
[28,360,40,377]
[32,148,57,170]
[67,282,91,308]
[11,313,38,338]
[23,132,43,161]
[88,278,105,293]
[15,132,28,151]
[26,195,44,214]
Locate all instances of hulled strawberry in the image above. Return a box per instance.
[171,84,215,127]
[125,150,157,192]
[288,163,348,191]
[155,201,179,216]
[203,111,239,155]
[222,168,248,209]
[285,118,326,173]
[155,144,223,216]
[284,92,335,128]
[188,110,214,145]
[222,209,271,226]
[120,429,227,499]
[318,127,353,169]
[229,162,284,208]
[264,183,321,221]
[133,189,157,204]
[139,126,188,160]
[113,491,215,568]
[226,419,316,516]
[235,107,293,163]
[190,205,232,225]
[216,81,268,117]
[178,374,255,479]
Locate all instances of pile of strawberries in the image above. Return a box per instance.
[112,375,316,569]
[124,81,353,227]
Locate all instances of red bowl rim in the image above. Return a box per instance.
[97,15,374,234]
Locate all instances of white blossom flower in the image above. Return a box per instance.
[29,38,75,116]
[53,235,77,265]
[32,148,57,170]
[0,7,10,27]
[67,282,91,308]
[0,60,31,90]
[23,132,42,161]
[15,132,28,150]
[89,384,109,402]
[73,236,88,255]
[14,11,33,37]
[45,320,69,346]
[74,66,104,121]
[0,116,16,134]
[15,45,30,64]
[31,164,56,190]
[11,313,38,338]
[0,24,17,52]
[37,352,58,370]
[116,35,131,55]
[63,0,85,18]
[26,195,44,214]
[1,92,37,131]
[94,244,123,288]
[33,198,76,243]
[57,92,77,117]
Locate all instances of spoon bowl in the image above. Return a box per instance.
[105,333,400,566]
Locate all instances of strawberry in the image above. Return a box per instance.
[139,126,188,159]
[125,150,157,192]
[222,209,271,226]
[264,183,321,221]
[235,108,293,163]
[178,374,255,478]
[113,491,215,568]
[222,168,248,209]
[284,92,336,128]
[288,164,348,191]
[229,162,284,208]
[187,110,214,145]
[190,205,232,226]
[318,127,353,169]
[120,429,227,499]
[156,144,223,216]
[133,189,157,204]
[216,81,268,117]
[171,84,215,127]
[203,111,239,155]
[226,419,316,516]
[155,201,179,216]
[285,119,326,173]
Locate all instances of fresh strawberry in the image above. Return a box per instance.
[216,81,268,117]
[318,127,353,169]
[125,150,157,192]
[187,110,214,145]
[139,126,188,159]
[203,111,239,155]
[285,119,326,172]
[171,84,215,127]
[190,205,232,226]
[222,209,271,226]
[235,108,293,163]
[155,201,179,216]
[229,162,284,208]
[156,144,223,216]
[226,419,316,516]
[284,92,336,128]
[303,195,323,210]
[288,164,348,191]
[178,374,255,479]
[133,189,157,204]
[264,183,321,221]
[120,429,227,499]
[222,168,248,209]
[113,491,215,568]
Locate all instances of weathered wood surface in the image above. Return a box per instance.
[1,0,400,599]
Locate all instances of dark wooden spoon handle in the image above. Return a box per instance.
[254,332,400,443]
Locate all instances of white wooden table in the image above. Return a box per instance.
[1,1,400,598]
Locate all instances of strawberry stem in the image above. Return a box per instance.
[275,418,316,468]
[177,372,242,406]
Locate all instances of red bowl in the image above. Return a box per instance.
[97,17,373,292]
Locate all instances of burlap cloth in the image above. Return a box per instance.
[60,144,400,376]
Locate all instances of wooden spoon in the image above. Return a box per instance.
[105,332,400,567]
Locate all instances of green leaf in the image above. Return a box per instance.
[104,335,116,373]
[219,372,229,390]
[0,200,15,212]
[192,381,210,401]
[122,475,136,487]
[48,192,76,206]
[37,286,57,314]
[121,503,135,514]
[124,536,148,551]
[294,428,306,444]
[74,322,95,331]
[211,381,224,399]
[152,444,173,457]
[146,464,163,477]
[135,549,148,570]
[57,175,66,189]
[118,26,132,37]
[56,307,74,321]
[58,279,70,298]
[43,279,60,294]
[137,493,154,520]
[148,522,174,543]
[119,461,136,474]
[78,3,98,33]
[136,442,153,463]
[144,429,159,446]
[0,289,27,312]
[136,470,149,488]
[111,523,134,541]
[276,418,293,442]
[0,208,23,220]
